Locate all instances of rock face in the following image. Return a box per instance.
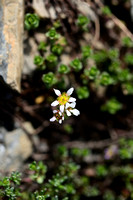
[0,126,33,174]
[0,0,23,91]
[33,0,56,19]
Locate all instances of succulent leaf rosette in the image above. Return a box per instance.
[24,13,39,30]
[46,28,60,40]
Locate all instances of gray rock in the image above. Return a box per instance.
[0,0,9,81]
[0,126,33,173]
[33,0,56,19]
[0,0,24,91]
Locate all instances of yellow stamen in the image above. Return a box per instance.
[57,92,70,105]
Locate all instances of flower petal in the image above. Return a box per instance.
[60,105,64,113]
[53,110,58,113]
[51,100,59,106]
[66,102,71,109]
[71,109,80,116]
[70,102,76,108]
[67,87,74,96]
[53,89,61,96]
[59,119,62,124]
[50,116,56,122]
[62,116,64,120]
[68,97,76,102]
[66,110,71,116]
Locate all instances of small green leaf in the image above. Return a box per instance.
[70,58,82,72]
[76,86,89,99]
[24,13,39,30]
[101,98,122,114]
[58,64,70,74]
[46,28,60,40]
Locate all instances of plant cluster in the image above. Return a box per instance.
[2,137,133,200]
[24,9,133,118]
[0,172,21,200]
[13,1,133,200]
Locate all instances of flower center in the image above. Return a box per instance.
[57,92,69,105]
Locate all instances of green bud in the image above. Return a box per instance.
[70,58,82,72]
[81,45,92,58]
[76,86,89,99]
[38,42,47,51]
[58,64,70,74]
[42,72,57,87]
[101,98,122,114]
[45,54,58,68]
[51,44,63,55]
[24,13,39,30]
[84,66,100,80]
[46,28,60,40]
[100,72,113,86]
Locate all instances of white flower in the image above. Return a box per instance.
[53,89,61,96]
[50,116,56,122]
[51,100,59,106]
[70,109,80,116]
[68,97,76,103]
[66,108,80,116]
[60,105,64,113]
[66,102,76,109]
[65,102,80,116]
[50,110,64,124]
[50,87,80,122]
[51,87,76,112]
[66,88,74,96]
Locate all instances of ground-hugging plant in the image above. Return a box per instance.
[25,10,133,121]
[20,2,133,199]
[1,137,133,200]
[0,172,21,200]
